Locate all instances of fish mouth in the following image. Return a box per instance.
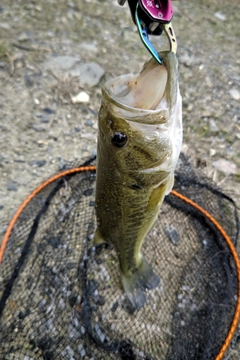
[103,58,168,112]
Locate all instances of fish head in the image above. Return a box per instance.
[98,100,170,175]
[98,52,182,185]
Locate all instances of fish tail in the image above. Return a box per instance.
[121,257,160,311]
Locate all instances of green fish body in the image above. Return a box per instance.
[94,52,182,310]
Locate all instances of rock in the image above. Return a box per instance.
[0,205,3,210]
[92,294,105,306]
[165,225,180,246]
[0,23,10,30]
[212,159,237,175]
[71,91,89,103]
[45,55,81,71]
[7,182,18,191]
[79,41,98,53]
[229,88,240,101]
[85,119,93,126]
[24,74,35,87]
[209,149,216,157]
[214,12,226,21]
[87,279,99,296]
[32,124,46,132]
[28,160,47,167]
[43,107,55,114]
[209,119,219,134]
[70,62,105,87]
[39,115,50,123]
[34,98,40,105]
[18,32,31,41]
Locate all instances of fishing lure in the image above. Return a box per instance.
[118,0,177,63]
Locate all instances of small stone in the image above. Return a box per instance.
[85,119,93,126]
[209,119,219,133]
[32,124,46,132]
[212,159,237,175]
[0,205,4,210]
[0,23,10,30]
[18,32,30,41]
[7,182,18,191]
[34,98,40,105]
[165,225,180,245]
[87,279,99,296]
[24,74,35,87]
[39,115,50,123]
[209,149,216,157]
[111,301,119,312]
[78,344,86,357]
[71,91,89,103]
[214,12,226,21]
[58,158,66,170]
[43,107,55,114]
[45,55,80,71]
[28,160,46,167]
[79,41,98,53]
[70,62,105,87]
[93,294,105,306]
[229,88,240,101]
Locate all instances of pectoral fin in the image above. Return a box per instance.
[93,228,106,245]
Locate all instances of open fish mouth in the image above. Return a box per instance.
[103,57,168,112]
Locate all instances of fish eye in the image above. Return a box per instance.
[111,132,128,148]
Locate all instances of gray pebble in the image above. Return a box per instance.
[58,157,66,170]
[70,62,105,87]
[24,74,35,87]
[43,107,55,114]
[209,119,219,134]
[39,115,50,123]
[78,344,86,357]
[85,119,93,126]
[32,124,46,132]
[38,299,47,308]
[165,225,180,246]
[0,205,3,210]
[7,182,18,191]
[28,160,46,167]
[45,55,81,71]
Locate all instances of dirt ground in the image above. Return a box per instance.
[0,0,240,356]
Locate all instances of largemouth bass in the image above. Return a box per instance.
[94,51,182,310]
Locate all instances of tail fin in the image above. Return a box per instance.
[121,257,160,311]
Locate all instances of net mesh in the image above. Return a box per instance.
[0,154,239,360]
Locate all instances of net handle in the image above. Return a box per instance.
[0,167,239,360]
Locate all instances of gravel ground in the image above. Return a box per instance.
[0,0,239,230]
[0,0,240,356]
